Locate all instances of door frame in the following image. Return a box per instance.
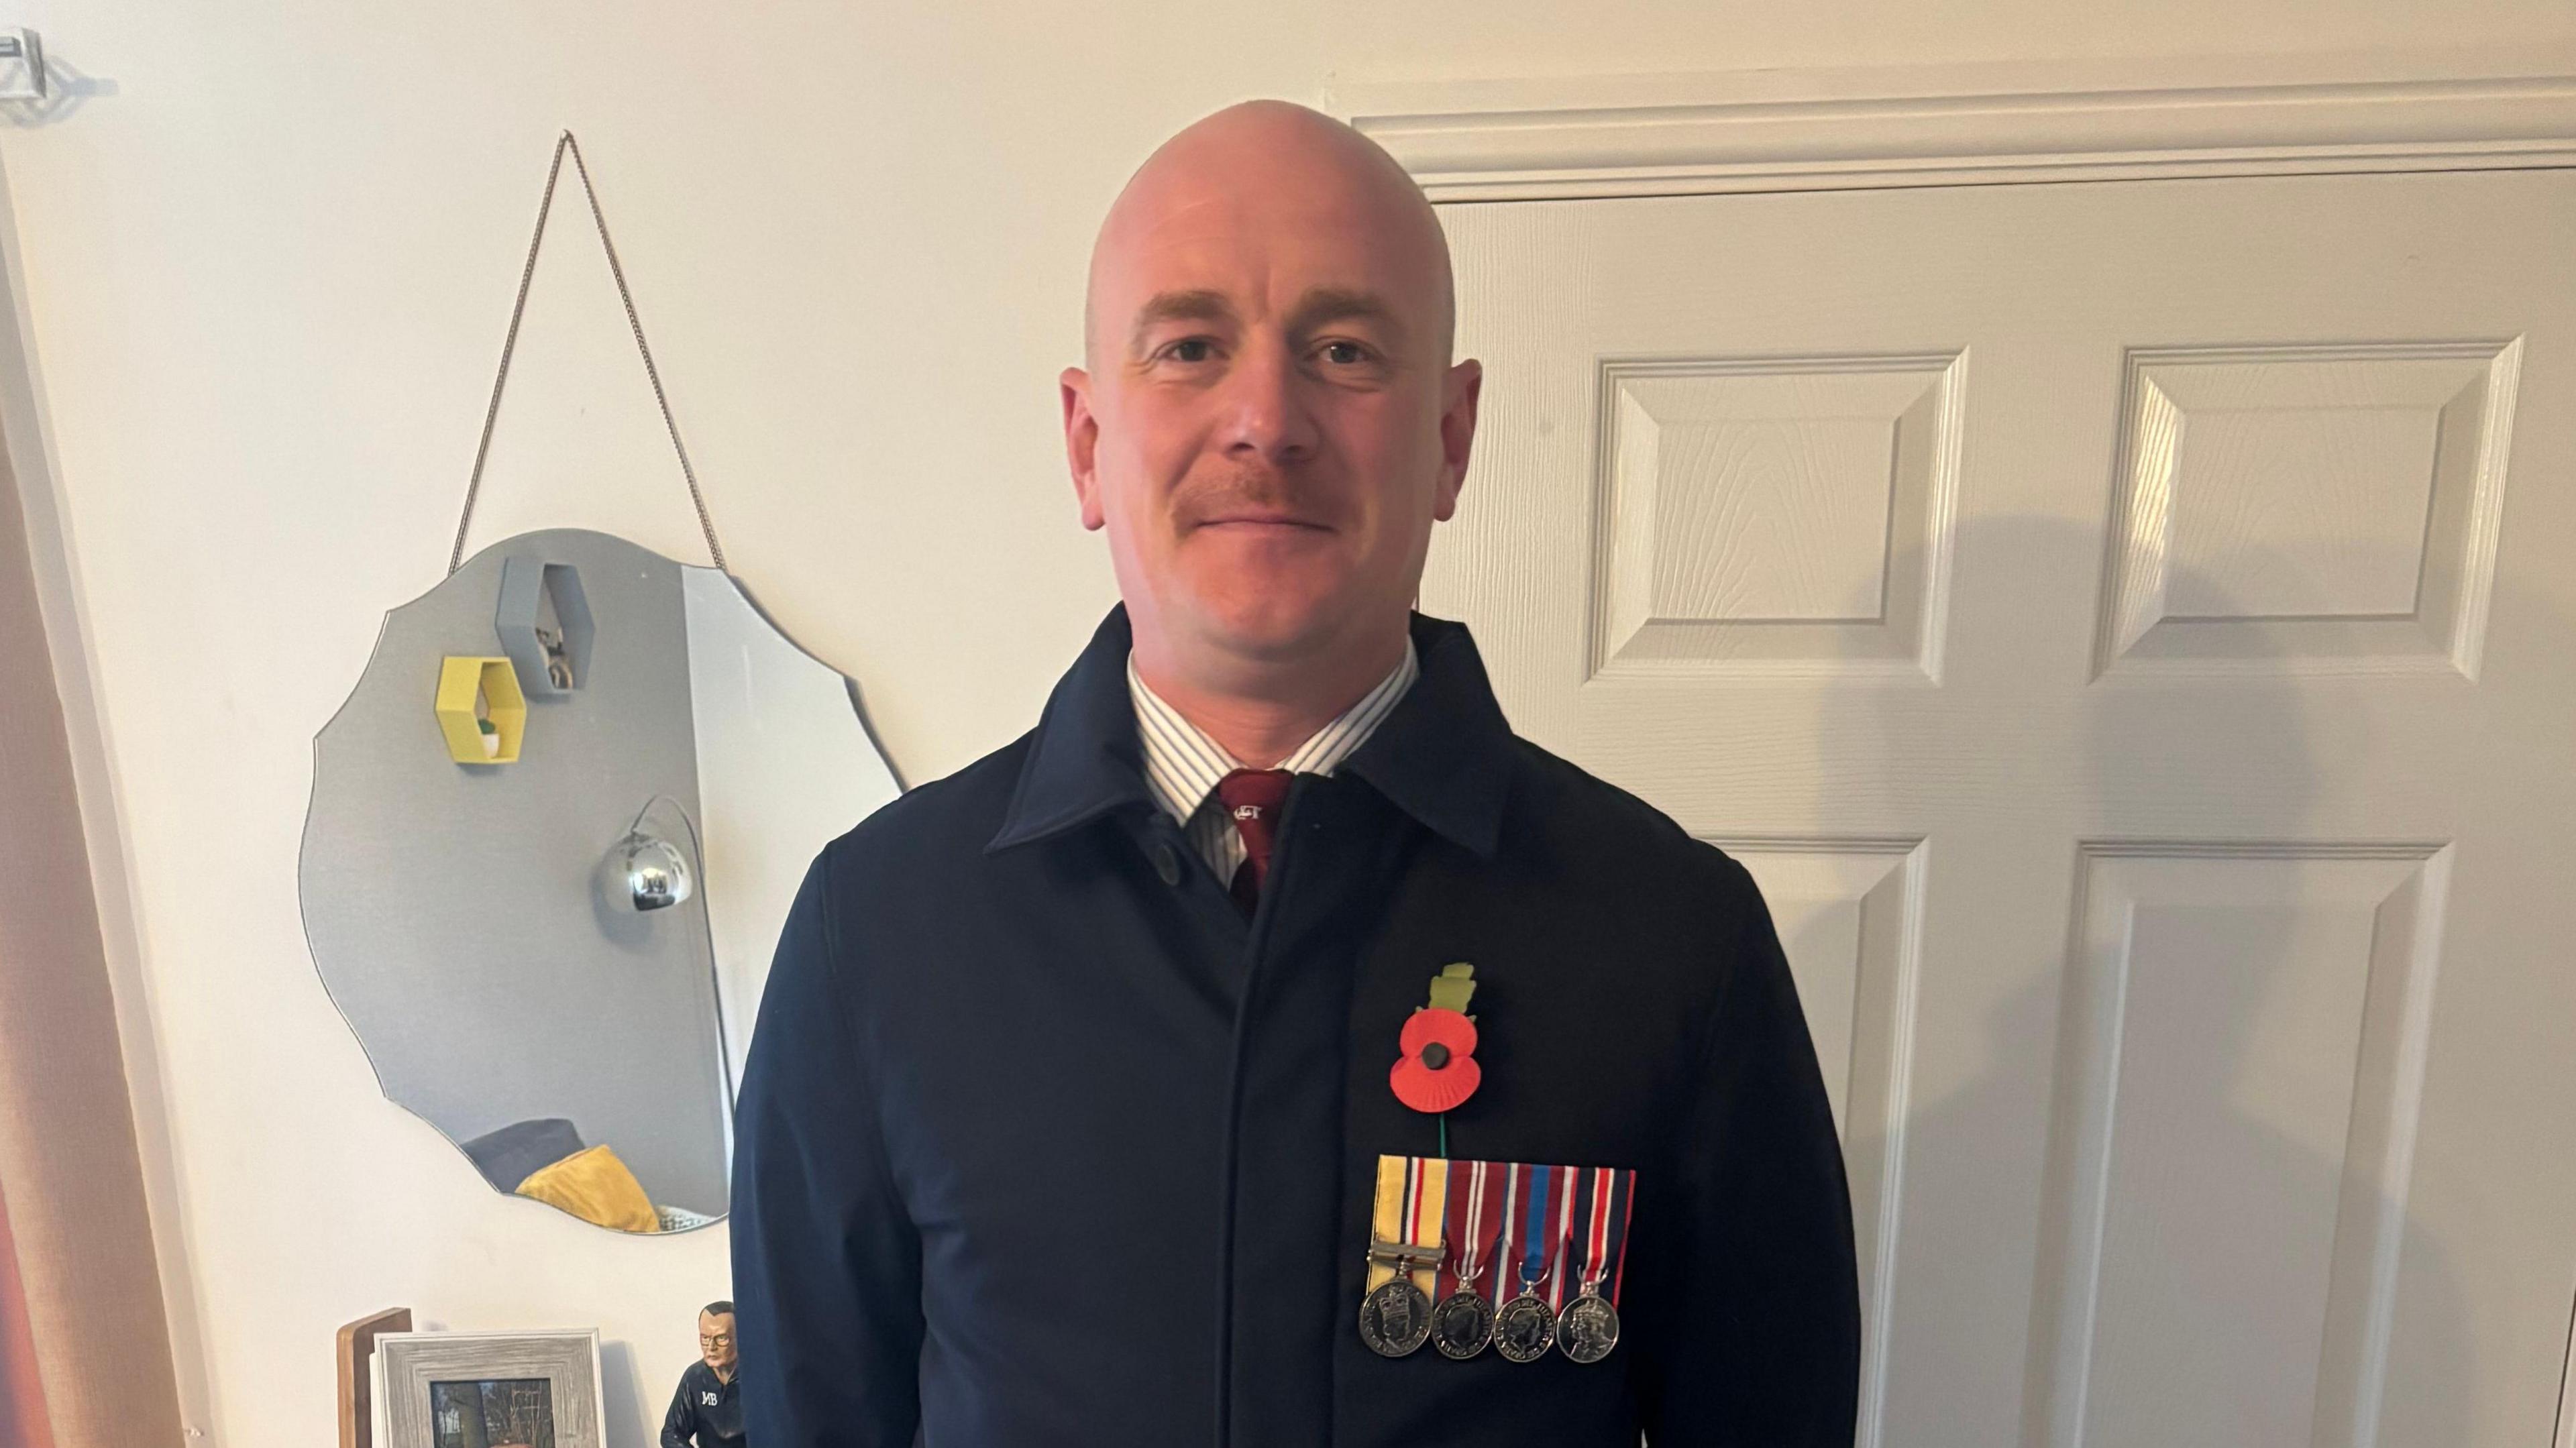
[1326,46,2576,202]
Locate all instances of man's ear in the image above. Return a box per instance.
[1061,367,1106,531]
[1433,358,1482,522]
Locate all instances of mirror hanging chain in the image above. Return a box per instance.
[447,130,727,575]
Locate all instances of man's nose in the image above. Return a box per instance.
[1216,335,1320,465]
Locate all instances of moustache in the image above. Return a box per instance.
[1173,469,1340,529]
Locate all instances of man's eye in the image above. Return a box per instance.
[1320,341,1370,366]
[1166,338,1216,363]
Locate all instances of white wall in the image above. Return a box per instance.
[10,3,2573,1445]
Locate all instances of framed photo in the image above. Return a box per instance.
[376,1330,604,1448]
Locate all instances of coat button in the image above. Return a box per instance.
[1150,841,1183,887]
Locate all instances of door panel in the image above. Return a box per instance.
[1428,170,2576,1448]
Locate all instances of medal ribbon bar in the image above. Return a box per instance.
[1546,1163,1581,1309]
[1511,1163,1570,1299]
[1366,1154,1448,1300]
[1485,1159,1521,1308]
[1436,1160,1505,1299]
[1578,1166,1636,1307]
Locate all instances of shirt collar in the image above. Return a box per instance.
[987,605,1513,859]
[1127,638,1418,826]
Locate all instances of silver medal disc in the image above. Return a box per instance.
[1492,1291,1557,1363]
[1430,1290,1496,1360]
[1357,1277,1434,1358]
[1556,1292,1621,1363]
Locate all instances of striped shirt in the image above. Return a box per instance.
[1127,641,1421,883]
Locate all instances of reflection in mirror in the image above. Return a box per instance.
[301,528,900,1231]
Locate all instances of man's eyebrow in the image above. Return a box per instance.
[1128,290,1236,353]
[1287,288,1406,343]
[1126,287,1411,355]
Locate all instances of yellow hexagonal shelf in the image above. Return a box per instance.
[435,655,527,764]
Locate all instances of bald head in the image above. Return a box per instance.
[1083,100,1455,372]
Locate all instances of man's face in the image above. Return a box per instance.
[698,1312,737,1375]
[1063,117,1479,667]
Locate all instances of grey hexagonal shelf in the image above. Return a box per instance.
[495,555,595,695]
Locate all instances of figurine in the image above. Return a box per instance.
[659,1300,744,1448]
[535,624,574,689]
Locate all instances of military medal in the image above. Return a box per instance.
[1556,1294,1618,1365]
[1492,1162,1568,1363]
[1358,1263,1436,1358]
[1555,1166,1634,1364]
[1430,1159,1504,1359]
[1358,1155,1447,1357]
[1431,1281,1497,1362]
[1493,1277,1556,1361]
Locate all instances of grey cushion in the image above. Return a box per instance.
[458,1117,586,1192]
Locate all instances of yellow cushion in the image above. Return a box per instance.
[513,1145,660,1233]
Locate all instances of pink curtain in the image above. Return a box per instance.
[0,361,185,1445]
[0,1179,56,1448]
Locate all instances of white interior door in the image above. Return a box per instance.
[1425,168,2576,1448]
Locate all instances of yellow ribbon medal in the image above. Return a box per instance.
[1357,1154,1447,1357]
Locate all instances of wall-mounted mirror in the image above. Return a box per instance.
[301,528,898,1231]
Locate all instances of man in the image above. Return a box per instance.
[659,1301,744,1448]
[733,99,1858,1446]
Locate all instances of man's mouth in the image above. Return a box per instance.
[1193,511,1330,532]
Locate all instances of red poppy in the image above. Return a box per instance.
[1389,1007,1481,1113]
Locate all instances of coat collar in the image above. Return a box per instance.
[986,604,1513,859]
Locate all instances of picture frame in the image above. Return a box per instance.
[375,1329,604,1448]
[337,1306,412,1448]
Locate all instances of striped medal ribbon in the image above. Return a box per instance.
[1430,1160,1506,1359]
[1491,1162,1572,1362]
[1358,1154,1447,1358]
[1555,1166,1635,1363]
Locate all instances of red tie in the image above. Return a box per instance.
[1217,769,1293,915]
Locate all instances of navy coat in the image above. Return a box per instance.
[731,607,1859,1447]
